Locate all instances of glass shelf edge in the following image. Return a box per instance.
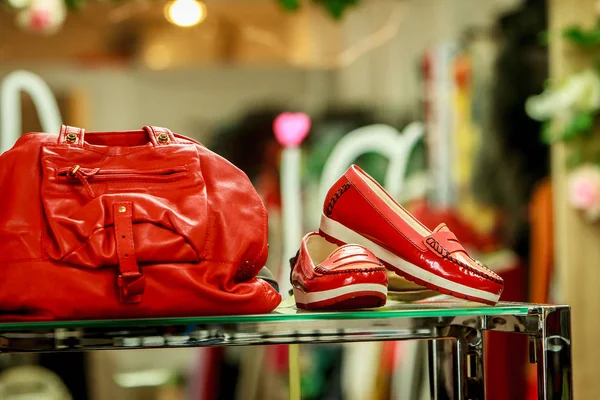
[0,305,538,331]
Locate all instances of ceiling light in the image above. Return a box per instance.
[164,0,206,28]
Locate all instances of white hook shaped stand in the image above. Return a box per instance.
[0,70,63,154]
[319,122,425,201]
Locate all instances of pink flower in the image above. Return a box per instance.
[569,164,600,222]
[571,175,599,208]
[29,9,51,32]
[16,0,66,35]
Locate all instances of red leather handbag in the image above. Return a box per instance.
[0,125,281,320]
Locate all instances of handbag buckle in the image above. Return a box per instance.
[117,272,146,304]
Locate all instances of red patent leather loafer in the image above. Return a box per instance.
[319,165,504,305]
[291,232,388,310]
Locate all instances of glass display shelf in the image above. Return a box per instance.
[0,300,532,330]
[0,300,572,400]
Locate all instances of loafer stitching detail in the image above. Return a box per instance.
[314,265,386,275]
[424,237,502,284]
[325,183,351,216]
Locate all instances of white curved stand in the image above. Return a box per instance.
[319,122,424,201]
[0,70,62,154]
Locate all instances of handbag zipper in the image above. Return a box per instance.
[58,165,188,182]
[57,165,188,198]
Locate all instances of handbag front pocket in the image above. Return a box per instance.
[41,145,208,269]
[56,165,189,198]
[57,165,189,183]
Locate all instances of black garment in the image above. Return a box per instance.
[473,0,549,259]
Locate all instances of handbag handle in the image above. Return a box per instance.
[57,125,176,147]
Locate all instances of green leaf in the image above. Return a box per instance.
[563,25,600,48]
[571,111,594,134]
[64,0,86,10]
[278,0,300,12]
[541,121,555,144]
[553,112,595,143]
[312,0,359,19]
[563,124,577,141]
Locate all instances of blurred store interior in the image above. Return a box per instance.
[0,0,596,398]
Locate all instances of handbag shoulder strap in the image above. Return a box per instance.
[57,125,177,147]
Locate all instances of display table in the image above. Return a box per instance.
[0,301,571,399]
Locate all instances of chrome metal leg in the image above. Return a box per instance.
[456,328,485,400]
[398,341,427,400]
[536,306,573,400]
[428,339,453,400]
